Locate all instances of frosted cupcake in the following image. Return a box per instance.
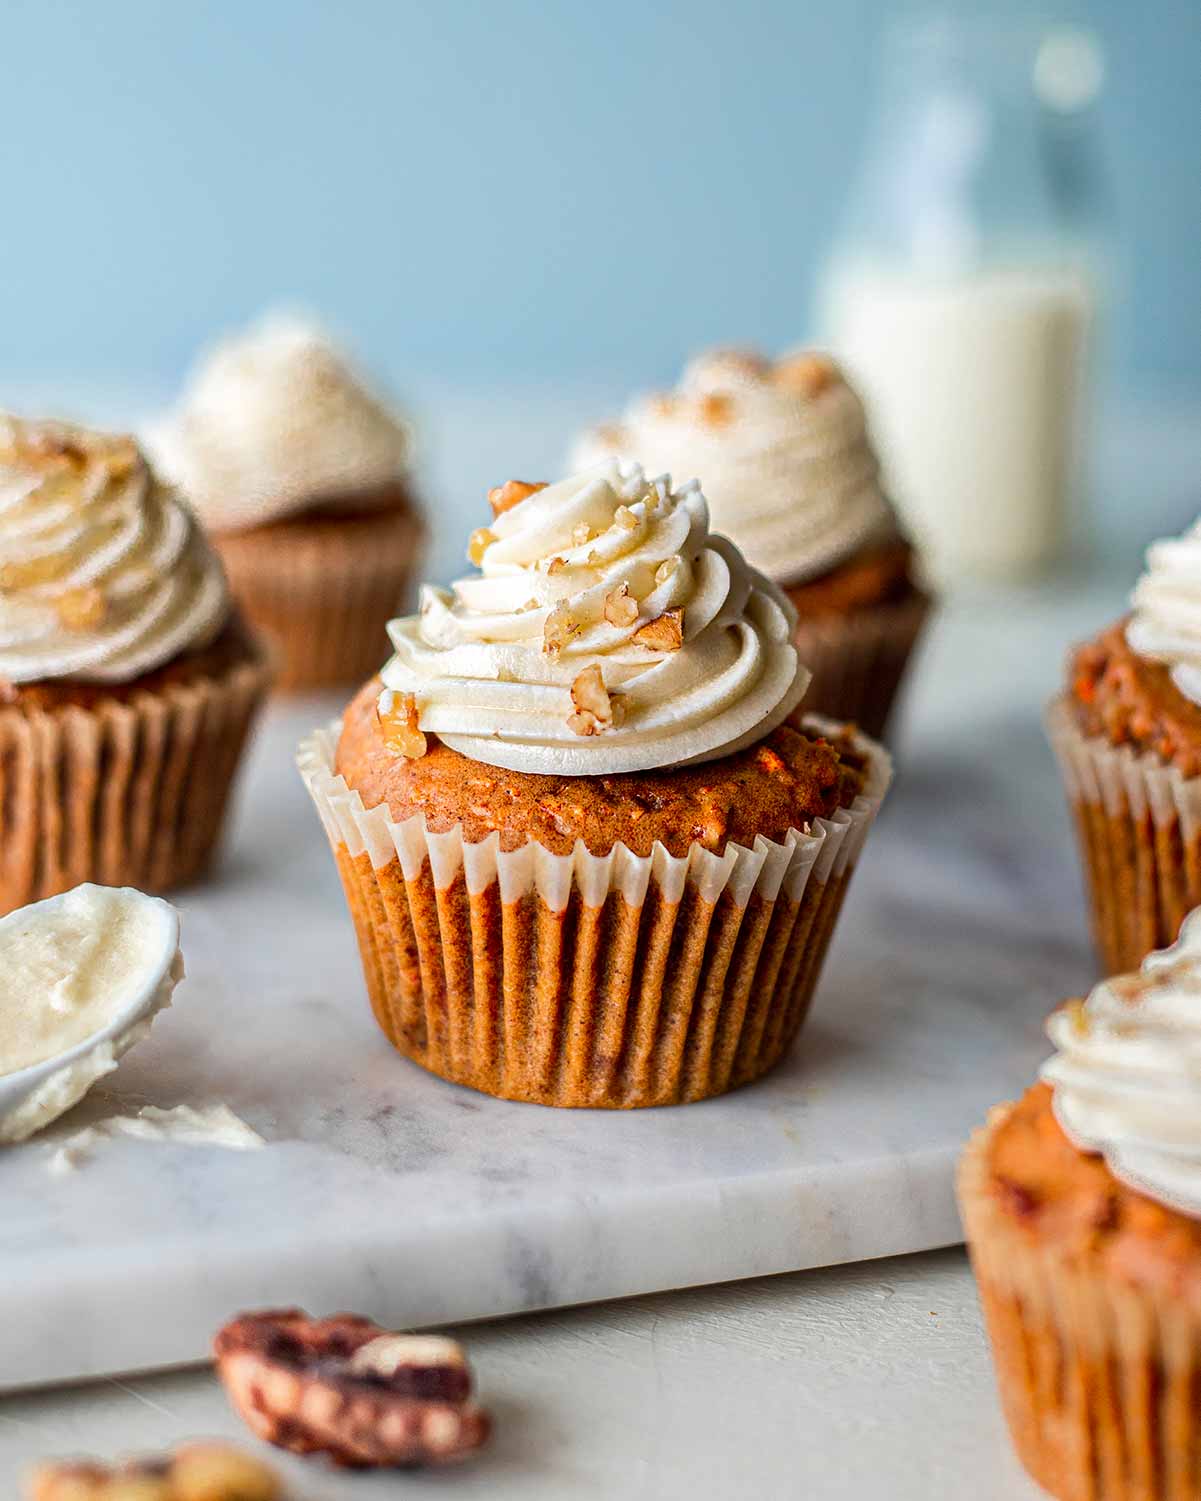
[960,914,1201,1501]
[0,417,271,912]
[1049,516,1201,974]
[571,349,931,738]
[300,462,890,1108]
[150,316,424,692]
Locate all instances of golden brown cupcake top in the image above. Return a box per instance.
[1070,618,1201,776]
[981,1083,1201,1308]
[338,676,866,858]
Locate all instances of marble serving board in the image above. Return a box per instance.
[0,601,1099,1391]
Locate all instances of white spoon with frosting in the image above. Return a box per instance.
[0,884,182,1144]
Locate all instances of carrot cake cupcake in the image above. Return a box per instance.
[960,914,1201,1501]
[299,460,890,1107]
[1049,516,1201,975]
[571,348,932,738]
[0,416,270,912]
[149,315,424,692]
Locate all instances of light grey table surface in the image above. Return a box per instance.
[2,380,1190,1497]
[0,570,1128,1500]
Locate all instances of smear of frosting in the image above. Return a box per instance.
[570,349,895,584]
[379,461,808,776]
[1042,910,1201,1218]
[1126,519,1201,706]
[0,418,228,684]
[49,1103,264,1174]
[148,315,412,533]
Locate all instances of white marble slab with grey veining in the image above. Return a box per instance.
[0,569,1124,1391]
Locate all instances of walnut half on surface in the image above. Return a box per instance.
[26,1442,282,1501]
[213,1309,491,1469]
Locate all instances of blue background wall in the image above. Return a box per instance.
[1,0,1197,398]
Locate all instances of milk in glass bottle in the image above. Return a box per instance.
[816,16,1107,582]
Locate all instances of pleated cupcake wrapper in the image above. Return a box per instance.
[790,588,932,741]
[298,715,891,1107]
[215,507,425,694]
[959,1115,1201,1501]
[1046,696,1201,975]
[0,653,271,915]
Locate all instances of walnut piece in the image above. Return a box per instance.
[603,584,638,629]
[698,392,734,427]
[773,352,838,398]
[543,601,581,656]
[56,585,107,632]
[567,665,623,736]
[613,504,639,532]
[467,527,495,566]
[633,609,684,652]
[571,522,594,546]
[654,556,680,586]
[487,479,546,518]
[213,1309,490,1468]
[27,1443,281,1501]
[379,693,427,759]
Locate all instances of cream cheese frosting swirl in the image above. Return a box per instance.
[1041,911,1201,1218]
[569,349,896,584]
[1126,517,1201,706]
[0,417,228,684]
[148,316,412,534]
[379,461,809,776]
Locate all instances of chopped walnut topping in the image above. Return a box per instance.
[0,554,64,591]
[56,585,107,632]
[546,555,567,576]
[633,608,684,652]
[773,352,838,398]
[710,347,771,379]
[543,601,581,656]
[654,556,680,586]
[698,392,734,427]
[487,479,546,517]
[517,597,540,613]
[572,521,594,546]
[603,583,639,629]
[467,527,495,566]
[568,665,623,736]
[379,692,428,759]
[613,504,639,532]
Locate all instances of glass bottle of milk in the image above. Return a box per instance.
[816,16,1107,583]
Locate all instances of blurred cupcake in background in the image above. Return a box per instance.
[571,348,932,738]
[149,315,424,693]
[1050,515,1201,975]
[0,416,271,912]
[959,915,1201,1500]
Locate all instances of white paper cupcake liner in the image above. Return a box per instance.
[298,715,890,1107]
[1047,696,1201,974]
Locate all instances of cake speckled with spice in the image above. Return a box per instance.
[1049,514,1201,974]
[570,348,932,738]
[0,416,270,912]
[959,913,1201,1501]
[300,460,890,1107]
[149,315,425,692]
